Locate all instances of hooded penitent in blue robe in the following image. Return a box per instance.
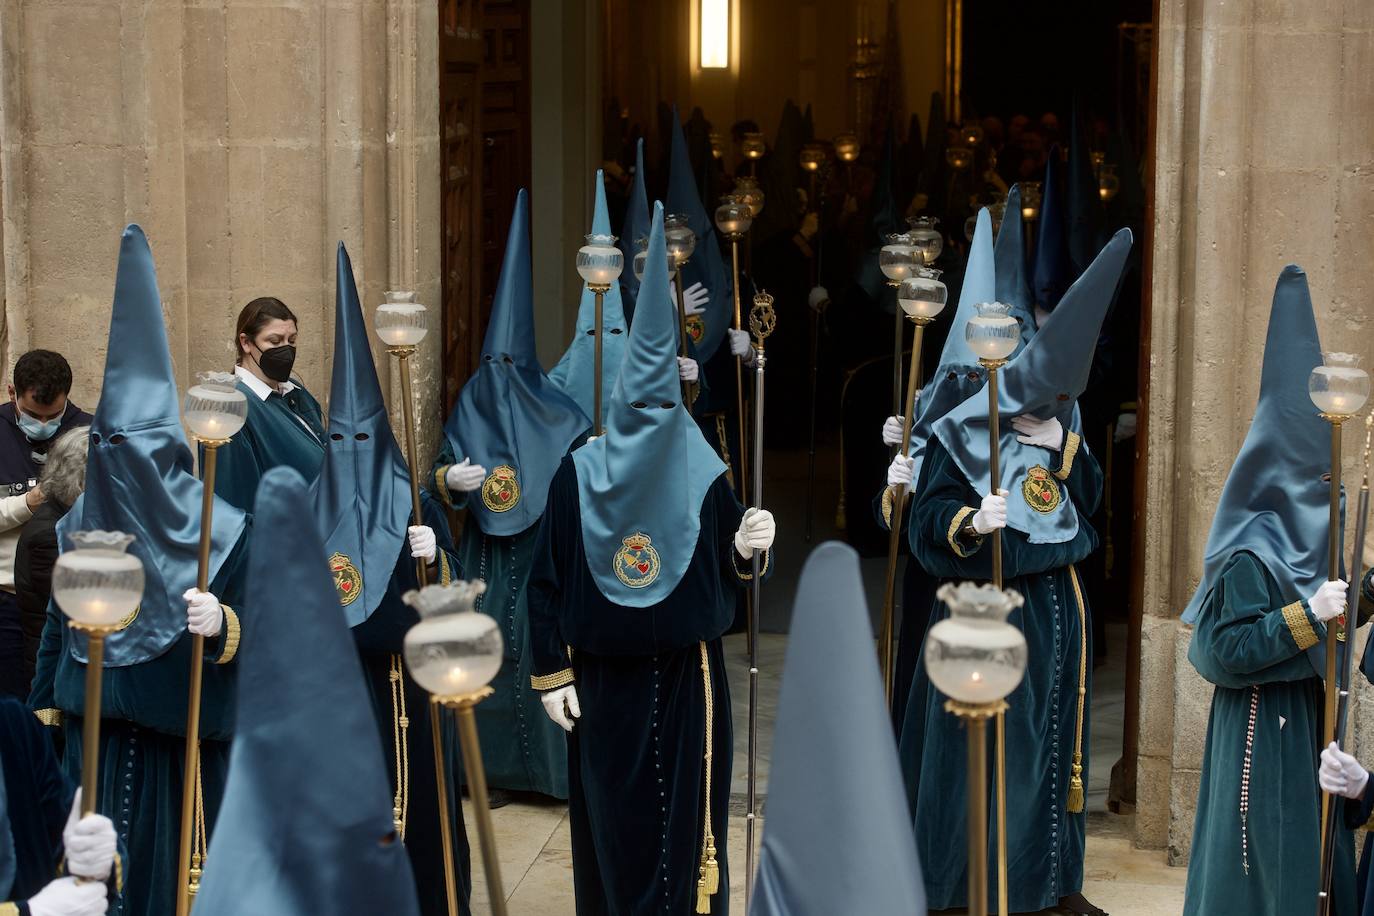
[528,203,766,916]
[27,225,251,916]
[549,170,628,429]
[617,139,650,323]
[902,230,1130,913]
[431,190,589,799]
[313,244,470,915]
[1031,146,1072,315]
[1182,267,1358,916]
[752,543,926,916]
[667,107,732,364]
[194,468,424,916]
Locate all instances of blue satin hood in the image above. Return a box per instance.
[1182,267,1334,624]
[752,543,925,915]
[549,170,628,426]
[618,139,650,318]
[995,185,1034,354]
[667,107,732,360]
[572,203,726,606]
[62,225,247,667]
[934,229,1132,544]
[444,189,591,536]
[1032,147,1072,313]
[310,243,412,626]
[194,468,420,915]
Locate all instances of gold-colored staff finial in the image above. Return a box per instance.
[749,291,776,348]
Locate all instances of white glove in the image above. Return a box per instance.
[541,685,580,732]
[26,877,108,916]
[444,458,487,494]
[678,357,700,383]
[887,455,914,490]
[1011,415,1064,452]
[183,588,223,638]
[808,286,830,311]
[1320,742,1370,799]
[1114,412,1137,443]
[728,328,756,364]
[882,416,904,448]
[734,507,776,558]
[62,791,116,881]
[1309,580,1349,623]
[681,281,710,316]
[971,490,1009,535]
[408,526,437,564]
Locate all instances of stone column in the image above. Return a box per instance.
[1140,0,1374,862]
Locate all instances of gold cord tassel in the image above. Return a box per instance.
[1066,566,1089,815]
[696,641,717,914]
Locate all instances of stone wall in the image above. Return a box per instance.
[0,0,443,461]
[1140,0,1374,863]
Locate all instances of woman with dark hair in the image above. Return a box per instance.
[14,425,88,695]
[213,296,326,512]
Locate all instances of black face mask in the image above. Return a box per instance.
[254,344,297,384]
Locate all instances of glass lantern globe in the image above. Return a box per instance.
[1098,164,1120,203]
[945,146,973,172]
[925,582,1027,705]
[663,214,696,268]
[631,236,673,284]
[733,176,765,219]
[897,268,948,321]
[964,214,977,243]
[403,581,504,698]
[183,371,248,442]
[576,232,623,290]
[907,216,943,266]
[741,132,767,160]
[53,531,145,630]
[375,291,429,348]
[714,197,753,239]
[1020,182,1043,221]
[1310,352,1371,417]
[966,301,1021,362]
[989,200,1007,236]
[960,123,985,148]
[833,132,860,163]
[799,143,826,174]
[878,233,918,285]
[708,131,725,160]
[1090,150,1106,171]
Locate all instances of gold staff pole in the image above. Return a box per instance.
[394,346,428,588]
[665,214,699,408]
[443,691,507,916]
[591,285,608,438]
[576,232,624,440]
[377,292,433,588]
[174,370,247,915]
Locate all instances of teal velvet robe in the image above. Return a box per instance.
[351,491,472,916]
[27,534,249,916]
[1183,550,1357,916]
[210,379,325,514]
[430,441,570,799]
[901,432,1101,913]
[527,458,767,916]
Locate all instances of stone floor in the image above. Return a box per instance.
[459,629,1186,914]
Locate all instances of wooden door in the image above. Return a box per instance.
[479,0,531,320]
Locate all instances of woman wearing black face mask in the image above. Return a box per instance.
[212,296,326,513]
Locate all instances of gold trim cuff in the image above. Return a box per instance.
[434,465,456,510]
[1282,600,1319,651]
[215,606,241,664]
[735,547,772,581]
[438,551,453,586]
[531,669,575,691]
[1055,431,1082,481]
[947,506,980,557]
[34,707,62,727]
[0,901,20,915]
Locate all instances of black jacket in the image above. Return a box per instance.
[15,497,69,692]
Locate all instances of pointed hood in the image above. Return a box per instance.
[549,170,629,426]
[618,138,651,319]
[901,209,995,553]
[1031,147,1072,313]
[858,124,901,302]
[443,190,591,536]
[995,185,1034,354]
[1182,267,1334,628]
[917,92,947,205]
[667,106,733,360]
[935,228,1132,544]
[310,243,413,626]
[1066,104,1107,277]
[753,101,804,245]
[194,468,420,916]
[61,225,247,666]
[572,203,726,606]
[751,542,925,916]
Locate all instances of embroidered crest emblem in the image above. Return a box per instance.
[1022,465,1062,514]
[614,532,661,589]
[482,465,520,512]
[329,552,363,606]
[686,315,706,344]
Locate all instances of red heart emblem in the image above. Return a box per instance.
[499,491,510,501]
[341,581,352,592]
[637,562,650,574]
